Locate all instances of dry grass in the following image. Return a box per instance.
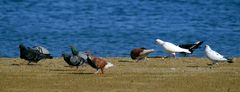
[0,57,240,92]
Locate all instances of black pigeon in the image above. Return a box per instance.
[178,41,204,56]
[19,44,53,64]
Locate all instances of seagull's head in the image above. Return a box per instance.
[205,45,210,50]
[155,39,164,45]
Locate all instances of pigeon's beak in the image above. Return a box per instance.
[69,45,73,48]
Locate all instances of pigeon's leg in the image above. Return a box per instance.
[100,68,104,75]
[76,66,79,70]
[95,69,100,74]
[27,61,31,65]
[136,58,144,62]
[136,58,141,62]
[141,57,146,61]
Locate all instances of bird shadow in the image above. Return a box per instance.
[49,69,78,71]
[207,64,213,66]
[11,64,20,66]
[186,65,200,68]
[118,60,133,63]
[62,72,94,75]
[11,63,40,66]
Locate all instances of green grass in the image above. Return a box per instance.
[0,57,240,92]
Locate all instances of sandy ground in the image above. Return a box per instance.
[0,57,240,92]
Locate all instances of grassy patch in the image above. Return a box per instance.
[0,57,240,92]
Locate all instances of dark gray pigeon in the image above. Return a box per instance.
[70,46,88,63]
[62,53,85,69]
[19,44,53,64]
[62,46,87,68]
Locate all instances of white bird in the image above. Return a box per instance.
[205,45,233,65]
[155,39,191,57]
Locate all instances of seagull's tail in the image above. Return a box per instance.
[104,62,114,69]
[182,49,191,54]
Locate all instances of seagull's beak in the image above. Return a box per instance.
[155,41,158,45]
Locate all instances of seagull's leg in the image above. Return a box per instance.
[212,61,218,65]
[171,53,176,58]
[183,53,187,57]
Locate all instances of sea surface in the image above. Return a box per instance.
[0,0,240,57]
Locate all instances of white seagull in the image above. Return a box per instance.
[205,45,233,64]
[155,39,191,57]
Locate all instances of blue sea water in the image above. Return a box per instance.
[0,0,239,57]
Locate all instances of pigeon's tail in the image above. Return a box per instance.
[104,62,114,69]
[142,49,155,55]
[227,58,234,63]
[45,54,53,59]
[189,41,204,53]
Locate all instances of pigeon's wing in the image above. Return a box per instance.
[78,52,88,63]
[33,46,50,54]
[23,48,42,62]
[164,42,191,53]
[207,49,227,61]
[63,54,73,65]
[87,57,98,69]
[70,56,81,66]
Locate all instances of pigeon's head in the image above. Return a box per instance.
[85,52,93,61]
[62,53,70,58]
[155,39,164,45]
[19,44,26,49]
[69,45,79,55]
